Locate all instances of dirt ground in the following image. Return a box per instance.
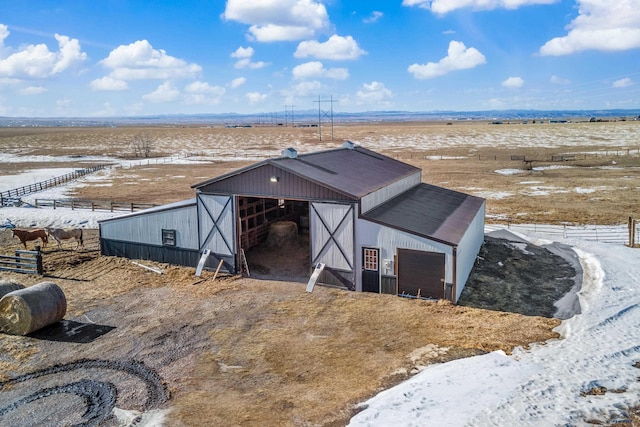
[1,122,637,426]
[0,227,565,426]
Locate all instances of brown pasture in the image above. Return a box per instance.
[0,121,638,426]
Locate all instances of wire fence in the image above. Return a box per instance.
[485,223,636,245]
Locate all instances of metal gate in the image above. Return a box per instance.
[397,248,445,299]
[197,194,236,272]
[310,202,354,272]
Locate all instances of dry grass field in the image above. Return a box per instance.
[0,121,638,426]
[3,120,638,224]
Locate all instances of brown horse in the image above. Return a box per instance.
[11,228,48,249]
[45,227,84,249]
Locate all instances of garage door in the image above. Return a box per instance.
[397,249,445,299]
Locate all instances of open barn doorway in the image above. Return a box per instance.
[238,196,311,282]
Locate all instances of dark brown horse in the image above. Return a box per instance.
[11,228,48,249]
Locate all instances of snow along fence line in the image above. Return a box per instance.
[485,223,636,245]
[0,165,109,206]
[32,199,157,213]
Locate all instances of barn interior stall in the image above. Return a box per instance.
[237,196,312,281]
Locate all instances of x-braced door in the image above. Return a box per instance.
[197,194,235,272]
[310,202,354,272]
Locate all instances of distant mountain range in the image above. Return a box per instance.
[1,109,639,127]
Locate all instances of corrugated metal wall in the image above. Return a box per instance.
[100,204,198,249]
[355,218,454,293]
[198,163,354,201]
[453,201,486,302]
[360,171,422,214]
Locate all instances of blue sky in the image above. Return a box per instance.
[1,0,639,117]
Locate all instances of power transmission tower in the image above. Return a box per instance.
[284,103,295,127]
[315,95,336,141]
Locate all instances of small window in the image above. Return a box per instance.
[162,229,176,247]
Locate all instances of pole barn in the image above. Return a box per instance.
[100,142,485,303]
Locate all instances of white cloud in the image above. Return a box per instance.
[295,35,367,60]
[234,58,269,69]
[230,77,247,88]
[0,25,87,80]
[540,0,640,55]
[292,80,323,96]
[231,46,254,59]
[51,34,87,74]
[100,40,201,80]
[230,46,268,69]
[142,82,181,103]
[184,81,226,105]
[408,40,486,79]
[550,75,571,84]
[364,11,383,24]
[246,91,267,104]
[402,0,558,15]
[90,76,128,91]
[612,77,633,88]
[222,0,330,42]
[502,76,524,88]
[356,81,393,105]
[292,61,349,80]
[20,86,47,95]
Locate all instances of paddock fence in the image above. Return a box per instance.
[33,199,157,213]
[0,249,43,275]
[389,148,640,162]
[0,165,109,206]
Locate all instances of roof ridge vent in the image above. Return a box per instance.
[281,147,298,158]
[342,141,356,150]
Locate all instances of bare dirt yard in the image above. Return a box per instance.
[0,229,562,426]
[0,121,638,426]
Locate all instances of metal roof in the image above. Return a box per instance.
[192,145,420,199]
[362,183,485,246]
[98,198,196,223]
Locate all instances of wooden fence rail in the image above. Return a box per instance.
[0,165,109,206]
[0,249,43,275]
[33,199,157,212]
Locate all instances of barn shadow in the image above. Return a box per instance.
[29,319,115,343]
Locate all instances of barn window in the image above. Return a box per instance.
[363,248,378,271]
[162,229,176,247]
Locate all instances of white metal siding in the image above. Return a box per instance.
[454,201,486,302]
[355,218,453,292]
[310,202,354,271]
[197,194,235,256]
[99,205,198,249]
[360,172,421,214]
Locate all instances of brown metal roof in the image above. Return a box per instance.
[192,145,420,199]
[361,183,485,246]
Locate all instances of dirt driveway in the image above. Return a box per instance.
[0,228,569,426]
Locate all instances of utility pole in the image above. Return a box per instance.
[315,95,336,141]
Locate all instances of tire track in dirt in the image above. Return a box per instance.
[0,358,169,426]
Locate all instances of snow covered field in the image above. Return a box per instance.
[350,230,640,426]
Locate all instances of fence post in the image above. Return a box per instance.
[36,248,43,275]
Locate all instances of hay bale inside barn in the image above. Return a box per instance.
[99,142,485,303]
